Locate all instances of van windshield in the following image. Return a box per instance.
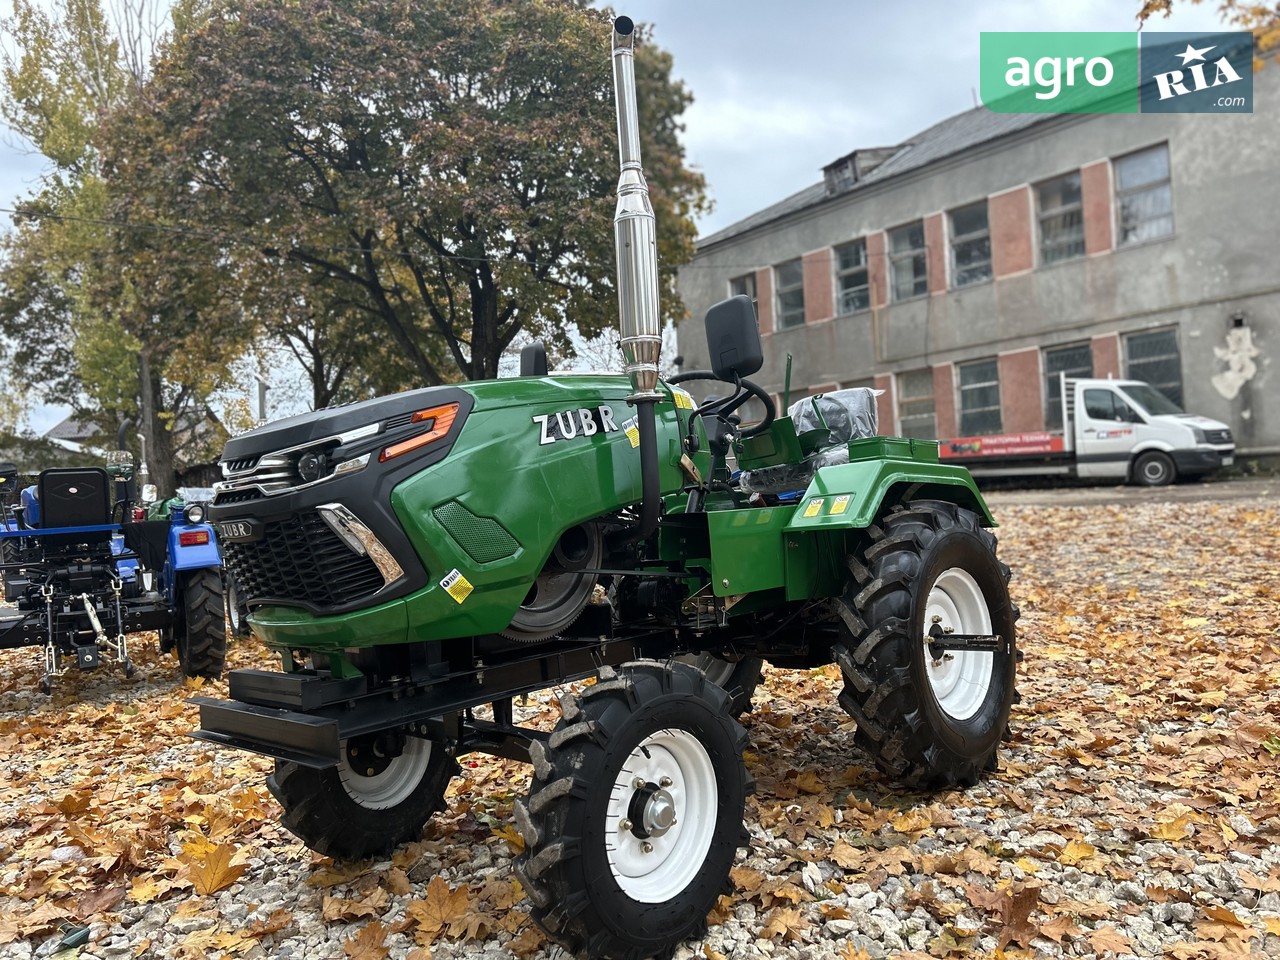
[1119,383,1184,416]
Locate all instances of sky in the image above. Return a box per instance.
[0,0,1231,432]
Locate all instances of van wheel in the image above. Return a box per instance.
[1133,451,1175,486]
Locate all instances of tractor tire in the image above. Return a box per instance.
[225,571,252,638]
[267,734,458,860]
[0,538,17,602]
[514,661,753,960]
[676,653,764,717]
[1133,450,1176,487]
[177,567,227,679]
[832,500,1019,789]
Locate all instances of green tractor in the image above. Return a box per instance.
[196,17,1018,960]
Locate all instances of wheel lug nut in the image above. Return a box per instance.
[641,841,653,854]
[931,615,942,624]
[659,776,672,787]
[366,767,375,776]
[619,818,632,832]
[632,776,646,790]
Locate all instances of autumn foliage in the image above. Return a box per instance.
[1,497,1278,957]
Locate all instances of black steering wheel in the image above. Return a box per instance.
[668,371,776,439]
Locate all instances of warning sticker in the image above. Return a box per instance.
[624,425,641,448]
[802,498,824,519]
[440,569,474,604]
[830,495,851,516]
[672,389,695,410]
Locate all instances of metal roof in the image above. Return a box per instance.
[697,106,1050,249]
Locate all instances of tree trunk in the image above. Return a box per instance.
[137,350,177,499]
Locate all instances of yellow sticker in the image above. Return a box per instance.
[625,425,641,448]
[672,389,695,410]
[440,569,474,604]
[802,498,824,518]
[830,495,851,515]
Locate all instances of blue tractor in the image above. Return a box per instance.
[0,455,226,693]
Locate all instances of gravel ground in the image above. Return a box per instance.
[2,496,1279,959]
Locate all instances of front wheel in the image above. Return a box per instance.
[176,567,227,678]
[267,732,458,860]
[514,661,752,959]
[676,653,764,717]
[833,500,1019,788]
[1133,450,1176,487]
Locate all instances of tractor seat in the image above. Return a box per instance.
[35,468,113,551]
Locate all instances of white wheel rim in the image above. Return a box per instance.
[336,737,432,809]
[604,728,718,903]
[923,567,994,721]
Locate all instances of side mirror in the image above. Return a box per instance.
[704,295,763,382]
[141,484,158,504]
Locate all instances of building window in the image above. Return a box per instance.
[1125,328,1182,407]
[958,358,1002,436]
[897,369,936,439]
[949,201,991,287]
[1042,342,1093,430]
[729,273,758,318]
[1115,143,1173,246]
[774,259,805,329]
[729,273,756,301]
[1036,172,1085,265]
[888,221,927,301]
[834,239,870,314]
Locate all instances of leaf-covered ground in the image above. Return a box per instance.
[1,496,1279,959]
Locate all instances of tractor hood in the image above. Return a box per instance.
[222,385,474,462]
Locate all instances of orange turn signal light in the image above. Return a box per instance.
[379,403,460,462]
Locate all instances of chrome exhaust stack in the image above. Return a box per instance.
[612,15,661,402]
[610,15,661,540]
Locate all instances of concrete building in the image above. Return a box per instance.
[676,68,1277,456]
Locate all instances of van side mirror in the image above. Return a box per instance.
[705,295,763,382]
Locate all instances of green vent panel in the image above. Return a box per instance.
[433,501,520,564]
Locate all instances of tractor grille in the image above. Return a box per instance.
[1203,429,1232,445]
[222,510,386,609]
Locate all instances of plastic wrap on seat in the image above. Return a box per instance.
[790,388,879,444]
[739,388,881,496]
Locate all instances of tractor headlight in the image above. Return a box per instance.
[184,503,206,524]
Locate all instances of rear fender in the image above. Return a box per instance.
[783,460,995,535]
[169,522,223,572]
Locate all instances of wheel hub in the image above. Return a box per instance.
[627,783,678,838]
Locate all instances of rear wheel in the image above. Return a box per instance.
[1133,450,1176,486]
[515,661,752,959]
[0,537,17,602]
[268,732,458,860]
[833,500,1018,788]
[676,653,764,717]
[177,567,227,678]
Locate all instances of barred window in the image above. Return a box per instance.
[1042,342,1093,430]
[834,239,870,314]
[949,201,991,287]
[1125,328,1182,407]
[1115,144,1173,246]
[897,369,936,440]
[1037,172,1085,265]
[889,221,928,301]
[958,358,1002,436]
[774,259,805,329]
